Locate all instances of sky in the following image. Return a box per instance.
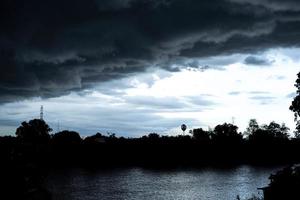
[0,0,300,137]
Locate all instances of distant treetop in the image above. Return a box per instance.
[15,119,52,143]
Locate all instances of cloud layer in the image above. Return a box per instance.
[0,49,299,136]
[1,0,300,102]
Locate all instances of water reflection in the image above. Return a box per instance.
[45,166,281,200]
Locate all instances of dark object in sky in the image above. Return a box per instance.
[181,124,187,132]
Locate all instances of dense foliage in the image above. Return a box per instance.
[290,72,300,136]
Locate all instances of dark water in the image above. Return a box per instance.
[45,165,282,200]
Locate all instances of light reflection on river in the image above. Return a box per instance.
[45,165,282,200]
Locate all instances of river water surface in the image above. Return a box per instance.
[45,165,282,200]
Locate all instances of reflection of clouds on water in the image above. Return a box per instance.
[45,166,282,200]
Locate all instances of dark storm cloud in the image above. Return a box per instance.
[1,0,300,102]
[185,61,226,71]
[228,0,300,11]
[244,56,273,66]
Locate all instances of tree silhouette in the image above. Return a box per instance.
[248,128,273,143]
[211,123,242,143]
[290,71,300,136]
[262,165,300,200]
[265,121,289,139]
[245,119,259,138]
[192,128,210,142]
[15,119,52,143]
[84,133,106,144]
[52,130,82,145]
[144,133,160,143]
[248,121,290,143]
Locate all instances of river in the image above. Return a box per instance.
[45,165,282,200]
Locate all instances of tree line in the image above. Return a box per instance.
[0,71,300,167]
[8,117,294,146]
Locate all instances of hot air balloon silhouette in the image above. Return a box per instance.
[181,124,187,134]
